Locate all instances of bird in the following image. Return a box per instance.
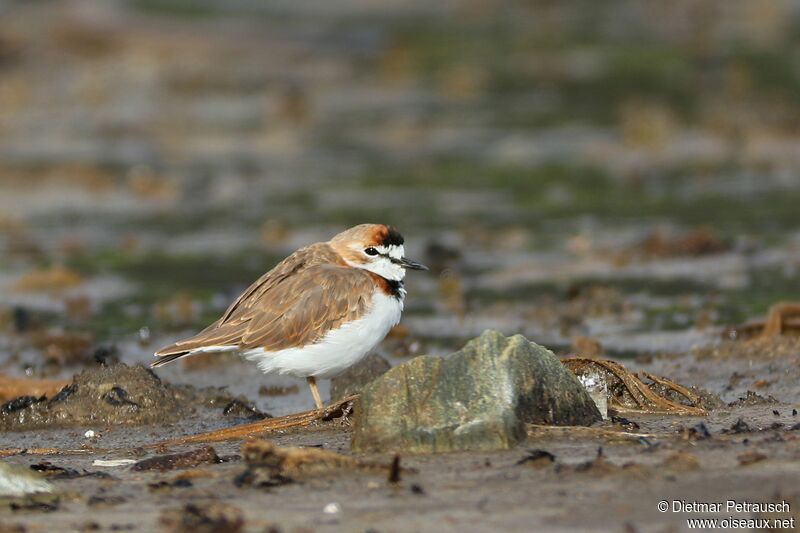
[151,224,428,410]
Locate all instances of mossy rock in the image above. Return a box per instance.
[352,330,601,453]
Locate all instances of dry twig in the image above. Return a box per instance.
[147,395,357,447]
[0,447,100,457]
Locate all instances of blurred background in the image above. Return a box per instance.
[2,0,800,409]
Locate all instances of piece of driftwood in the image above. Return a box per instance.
[0,375,70,402]
[148,395,357,447]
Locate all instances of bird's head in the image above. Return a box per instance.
[329,224,428,281]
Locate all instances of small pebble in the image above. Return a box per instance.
[323,502,341,515]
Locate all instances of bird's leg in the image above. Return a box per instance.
[307,376,324,410]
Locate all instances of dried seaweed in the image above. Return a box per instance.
[563,358,706,416]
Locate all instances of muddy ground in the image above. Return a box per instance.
[0,383,798,532]
[2,0,800,531]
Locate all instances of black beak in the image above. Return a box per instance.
[395,257,429,271]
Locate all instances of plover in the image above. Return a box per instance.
[151,224,427,409]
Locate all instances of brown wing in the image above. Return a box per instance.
[218,242,342,324]
[153,244,373,365]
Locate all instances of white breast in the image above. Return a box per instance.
[242,290,403,379]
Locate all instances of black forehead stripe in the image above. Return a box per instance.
[381,227,404,246]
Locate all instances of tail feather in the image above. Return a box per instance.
[150,351,190,368]
[151,340,239,369]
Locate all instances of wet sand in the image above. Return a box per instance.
[0,350,798,532]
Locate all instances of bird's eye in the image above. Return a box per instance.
[364,247,379,256]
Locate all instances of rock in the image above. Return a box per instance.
[352,330,601,453]
[29,462,110,480]
[330,353,391,402]
[0,462,53,497]
[221,399,271,421]
[132,446,222,472]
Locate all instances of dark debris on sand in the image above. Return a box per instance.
[29,462,111,480]
[0,364,183,431]
[728,391,779,407]
[159,503,244,533]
